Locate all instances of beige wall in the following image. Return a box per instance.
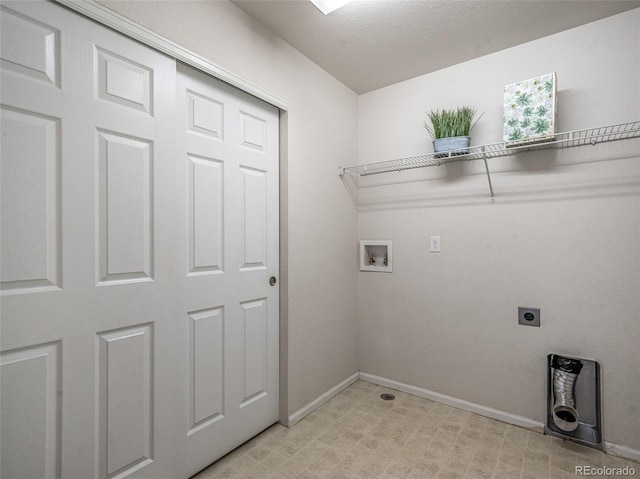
[358,9,640,451]
[96,0,360,418]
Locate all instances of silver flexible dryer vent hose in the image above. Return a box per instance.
[552,356,583,432]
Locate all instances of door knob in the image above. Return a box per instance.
[269,276,277,286]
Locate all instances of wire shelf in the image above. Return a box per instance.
[339,121,640,178]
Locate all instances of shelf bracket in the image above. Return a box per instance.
[481,146,495,202]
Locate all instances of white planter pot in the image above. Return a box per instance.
[433,136,471,156]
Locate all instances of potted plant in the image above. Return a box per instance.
[424,106,482,156]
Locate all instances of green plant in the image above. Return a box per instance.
[424,106,482,139]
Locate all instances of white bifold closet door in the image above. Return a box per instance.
[0,2,279,478]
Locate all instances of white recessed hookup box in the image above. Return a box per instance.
[360,240,392,272]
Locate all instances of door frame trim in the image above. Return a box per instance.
[54,0,288,111]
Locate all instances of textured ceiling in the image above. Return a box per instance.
[231,0,640,94]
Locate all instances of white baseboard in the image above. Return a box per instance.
[605,442,640,463]
[359,372,545,433]
[286,372,360,427]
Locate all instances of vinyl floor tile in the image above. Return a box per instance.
[191,381,638,479]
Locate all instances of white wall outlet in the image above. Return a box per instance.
[430,236,441,252]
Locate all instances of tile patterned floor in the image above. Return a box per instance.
[192,380,638,479]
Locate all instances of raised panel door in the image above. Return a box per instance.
[177,64,279,478]
[0,2,181,478]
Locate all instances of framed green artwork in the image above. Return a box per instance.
[504,72,557,147]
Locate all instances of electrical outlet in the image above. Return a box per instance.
[518,307,540,327]
[430,236,440,252]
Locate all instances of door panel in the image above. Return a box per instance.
[95,47,153,114]
[97,130,154,284]
[187,155,224,275]
[188,307,225,434]
[1,2,279,479]
[97,324,154,478]
[0,342,61,479]
[240,298,269,406]
[240,167,268,269]
[0,6,60,86]
[177,64,279,478]
[1,2,180,478]
[0,106,61,292]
